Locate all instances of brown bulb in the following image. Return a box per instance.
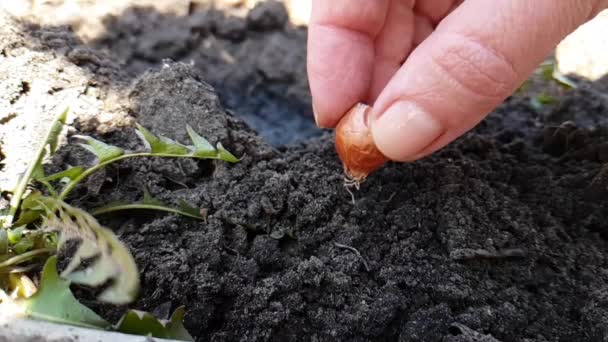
[334,103,388,183]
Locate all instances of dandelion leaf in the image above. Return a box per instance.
[115,306,194,341]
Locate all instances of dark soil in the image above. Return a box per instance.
[2,1,608,341]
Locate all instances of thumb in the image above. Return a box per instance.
[370,0,607,162]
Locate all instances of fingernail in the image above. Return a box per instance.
[312,103,321,127]
[371,101,444,161]
[312,103,329,128]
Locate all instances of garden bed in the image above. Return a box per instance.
[1,1,608,341]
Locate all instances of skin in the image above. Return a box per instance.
[307,0,608,162]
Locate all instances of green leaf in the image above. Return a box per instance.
[41,198,139,304]
[7,226,24,244]
[186,125,239,162]
[142,187,164,206]
[91,191,202,220]
[115,306,194,341]
[539,61,555,82]
[0,248,54,271]
[13,238,34,254]
[47,107,69,154]
[217,143,239,163]
[135,123,189,155]
[186,125,215,157]
[32,159,46,180]
[13,192,47,226]
[531,93,556,111]
[23,256,110,329]
[177,200,203,220]
[38,166,85,182]
[73,135,124,162]
[13,210,44,226]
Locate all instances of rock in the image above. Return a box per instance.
[127,60,272,158]
[215,15,247,41]
[256,32,300,81]
[246,0,288,31]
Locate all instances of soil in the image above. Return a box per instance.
[1,1,608,341]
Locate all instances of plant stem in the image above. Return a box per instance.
[91,203,201,219]
[58,152,227,200]
[0,248,55,271]
[5,109,67,228]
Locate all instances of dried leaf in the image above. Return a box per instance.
[41,198,139,304]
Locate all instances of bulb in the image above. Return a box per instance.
[334,103,388,184]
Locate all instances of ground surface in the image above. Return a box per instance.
[1,1,608,341]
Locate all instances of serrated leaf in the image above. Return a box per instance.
[177,200,202,220]
[73,135,124,162]
[135,123,189,155]
[115,306,194,341]
[22,256,110,329]
[142,187,164,207]
[186,125,216,157]
[38,166,85,182]
[41,198,139,304]
[217,143,239,163]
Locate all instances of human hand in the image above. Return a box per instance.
[307,0,607,161]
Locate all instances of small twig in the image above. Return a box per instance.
[382,192,397,203]
[165,176,189,189]
[450,248,527,261]
[334,242,370,272]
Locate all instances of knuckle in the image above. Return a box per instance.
[430,32,520,99]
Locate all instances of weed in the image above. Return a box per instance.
[0,107,238,341]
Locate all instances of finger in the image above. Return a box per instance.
[307,0,390,128]
[370,0,607,161]
[368,0,416,102]
[414,0,455,24]
[412,14,434,47]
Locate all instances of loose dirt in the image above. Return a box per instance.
[1,1,608,341]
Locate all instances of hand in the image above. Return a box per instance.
[307,0,607,161]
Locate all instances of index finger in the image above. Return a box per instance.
[307,0,389,128]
